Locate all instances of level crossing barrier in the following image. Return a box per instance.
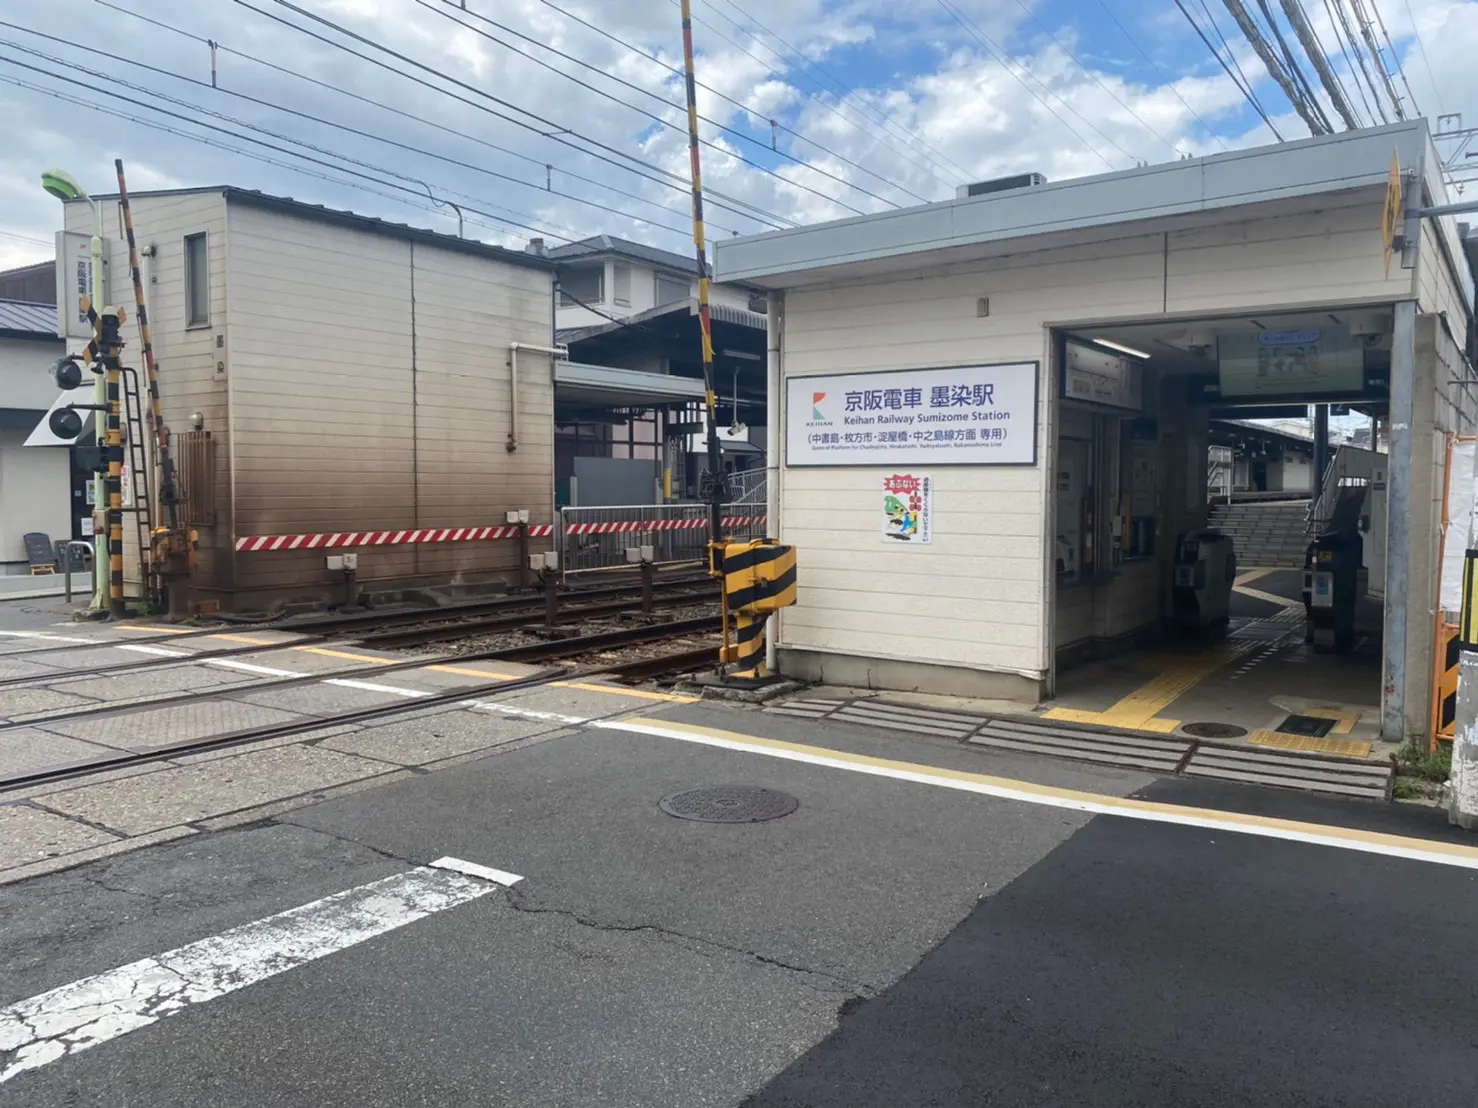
[558,503,767,579]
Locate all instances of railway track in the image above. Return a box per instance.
[1,614,727,794]
[0,574,717,691]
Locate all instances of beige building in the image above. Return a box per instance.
[715,121,1475,744]
[60,188,557,612]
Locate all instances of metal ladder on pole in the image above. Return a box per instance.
[119,365,155,605]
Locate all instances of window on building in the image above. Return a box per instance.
[612,263,631,307]
[654,271,690,307]
[184,233,209,327]
[559,265,603,307]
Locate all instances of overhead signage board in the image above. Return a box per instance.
[786,362,1037,467]
[1217,326,1364,398]
[55,230,105,341]
[1061,342,1142,412]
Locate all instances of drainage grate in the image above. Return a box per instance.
[1276,713,1335,738]
[659,786,799,823]
[1181,722,1250,739]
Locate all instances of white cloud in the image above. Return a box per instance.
[0,0,1473,276]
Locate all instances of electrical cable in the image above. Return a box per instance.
[1093,0,1231,152]
[226,0,797,231]
[1282,0,1363,129]
[1253,0,1333,131]
[430,0,908,211]
[0,54,577,243]
[534,0,932,203]
[1,21,707,244]
[1325,0,1388,123]
[0,70,549,245]
[1367,0,1422,117]
[680,0,967,188]
[1194,0,1272,124]
[1397,0,1443,113]
[935,0,1126,170]
[1003,0,1185,157]
[1175,0,1286,139]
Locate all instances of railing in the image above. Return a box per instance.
[558,503,768,578]
[1306,444,1377,534]
[727,469,767,506]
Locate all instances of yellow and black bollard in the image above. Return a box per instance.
[718,538,797,685]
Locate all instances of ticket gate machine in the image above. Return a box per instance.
[1172,530,1236,634]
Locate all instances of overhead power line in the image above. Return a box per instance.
[684,0,968,189]
[91,0,736,237]
[418,0,875,218]
[0,64,572,244]
[532,0,932,204]
[437,0,914,210]
[1220,0,1329,134]
[1347,0,1407,119]
[1003,0,1185,158]
[1194,0,1271,124]
[227,0,797,231]
[1254,0,1332,132]
[1398,0,1443,113]
[0,22,720,245]
[1366,0,1422,117]
[1093,0,1230,152]
[1174,0,1285,139]
[1325,0,1387,123]
[1279,0,1360,130]
[935,0,1126,171]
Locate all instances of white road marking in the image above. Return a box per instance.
[203,658,299,677]
[429,855,524,886]
[0,864,513,1085]
[326,679,431,697]
[113,644,191,658]
[0,631,98,645]
[602,719,1478,873]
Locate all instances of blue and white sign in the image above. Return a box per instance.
[786,362,1038,467]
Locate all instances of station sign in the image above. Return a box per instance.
[54,230,106,341]
[1061,341,1143,412]
[786,362,1038,467]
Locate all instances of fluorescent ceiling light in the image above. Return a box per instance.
[1091,337,1152,360]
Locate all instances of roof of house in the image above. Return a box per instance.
[546,235,703,275]
[65,187,556,273]
[0,299,58,339]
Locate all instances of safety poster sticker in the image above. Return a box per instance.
[882,472,931,545]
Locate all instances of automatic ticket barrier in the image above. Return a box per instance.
[1305,532,1360,653]
[1172,530,1236,634]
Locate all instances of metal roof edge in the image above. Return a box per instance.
[714,121,1430,286]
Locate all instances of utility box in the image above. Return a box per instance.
[1172,529,1235,634]
[1306,532,1361,653]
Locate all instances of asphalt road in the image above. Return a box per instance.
[4,702,1477,1107]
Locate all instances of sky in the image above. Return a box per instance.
[0,0,1475,272]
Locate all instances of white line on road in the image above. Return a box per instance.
[0,863,518,1085]
[604,718,1478,873]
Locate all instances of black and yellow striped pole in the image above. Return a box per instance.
[1460,550,1478,649]
[679,0,730,662]
[115,159,175,533]
[720,539,798,683]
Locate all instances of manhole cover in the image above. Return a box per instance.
[1277,713,1334,737]
[1182,722,1249,739]
[659,786,799,823]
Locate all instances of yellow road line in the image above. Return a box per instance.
[427,664,527,681]
[110,624,193,635]
[554,681,699,703]
[1233,584,1303,608]
[204,633,288,646]
[612,717,1473,870]
[1247,730,1373,759]
[292,646,399,665]
[1234,568,1276,586]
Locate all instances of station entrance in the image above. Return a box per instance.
[1043,306,1433,755]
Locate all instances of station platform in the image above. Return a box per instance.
[1042,567,1387,761]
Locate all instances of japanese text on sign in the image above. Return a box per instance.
[882,472,931,544]
[787,363,1037,467]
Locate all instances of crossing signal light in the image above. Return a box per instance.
[51,355,84,391]
[49,407,83,440]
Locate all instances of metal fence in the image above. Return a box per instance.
[558,502,768,578]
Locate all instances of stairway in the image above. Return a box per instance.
[1207,500,1310,569]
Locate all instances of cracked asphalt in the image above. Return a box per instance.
[6,700,1476,1106]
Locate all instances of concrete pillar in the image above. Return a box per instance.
[1383,305,1439,745]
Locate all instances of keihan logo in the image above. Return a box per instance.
[812,392,827,421]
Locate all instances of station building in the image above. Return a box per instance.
[714,121,1477,745]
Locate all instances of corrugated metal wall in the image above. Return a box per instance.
[224,202,554,607]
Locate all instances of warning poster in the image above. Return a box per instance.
[882,472,932,545]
